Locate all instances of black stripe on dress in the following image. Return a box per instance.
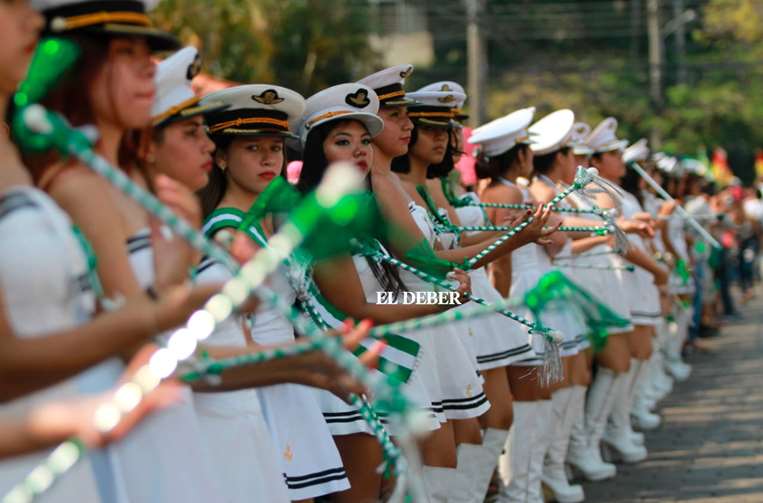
[0,193,37,220]
[283,467,348,489]
[477,344,533,364]
[440,392,489,411]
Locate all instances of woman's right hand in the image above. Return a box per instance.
[446,268,472,305]
[519,204,559,245]
[296,319,383,402]
[28,345,181,449]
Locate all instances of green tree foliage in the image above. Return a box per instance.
[151,0,761,179]
[152,0,380,95]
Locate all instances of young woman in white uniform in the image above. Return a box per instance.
[470,107,575,502]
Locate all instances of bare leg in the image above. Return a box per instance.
[330,434,383,503]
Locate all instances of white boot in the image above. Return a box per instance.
[422,465,472,503]
[631,357,661,431]
[528,400,553,503]
[665,312,691,382]
[645,348,672,404]
[541,388,584,503]
[456,428,509,502]
[602,367,648,463]
[567,370,617,481]
[565,385,588,468]
[497,401,540,502]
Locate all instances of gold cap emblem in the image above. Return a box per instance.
[345,89,370,108]
[252,89,284,105]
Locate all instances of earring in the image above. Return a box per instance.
[218,161,227,170]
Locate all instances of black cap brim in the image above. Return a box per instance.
[97,24,180,52]
[154,102,230,128]
[210,128,298,140]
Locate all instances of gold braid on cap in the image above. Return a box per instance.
[376,89,405,101]
[209,117,289,133]
[306,110,352,128]
[51,11,151,31]
[151,96,202,126]
[408,111,454,119]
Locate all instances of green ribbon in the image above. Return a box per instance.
[523,270,630,351]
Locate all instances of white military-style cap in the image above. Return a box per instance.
[570,122,593,156]
[201,84,305,138]
[528,109,575,156]
[653,152,683,177]
[357,64,414,106]
[586,117,628,154]
[416,81,468,122]
[33,0,178,51]
[151,47,228,127]
[623,138,649,164]
[298,83,383,144]
[468,107,536,157]
[406,87,466,128]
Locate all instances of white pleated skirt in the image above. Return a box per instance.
[194,389,290,502]
[455,267,535,370]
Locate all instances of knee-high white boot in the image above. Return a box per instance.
[602,364,647,463]
[455,428,509,502]
[541,388,584,503]
[527,399,553,503]
[497,401,541,502]
[565,384,588,465]
[665,308,691,381]
[643,342,668,407]
[631,357,662,430]
[567,368,617,481]
[652,321,675,400]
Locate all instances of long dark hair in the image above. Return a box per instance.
[19,34,110,180]
[475,143,528,183]
[532,146,571,180]
[298,120,407,296]
[390,124,455,179]
[198,134,234,219]
[621,162,644,206]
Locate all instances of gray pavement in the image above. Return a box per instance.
[583,300,763,502]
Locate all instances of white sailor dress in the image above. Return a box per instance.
[192,255,290,502]
[567,192,634,335]
[452,192,537,368]
[501,183,582,362]
[110,228,221,503]
[665,211,694,296]
[619,192,662,326]
[308,245,444,436]
[0,187,108,502]
[201,211,350,499]
[403,203,489,420]
[244,250,350,499]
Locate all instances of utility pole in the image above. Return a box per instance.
[466,0,486,127]
[673,0,687,84]
[630,0,642,61]
[647,0,663,147]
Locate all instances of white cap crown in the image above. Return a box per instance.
[528,109,575,156]
[468,107,536,157]
[299,83,383,144]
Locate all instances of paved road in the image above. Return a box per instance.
[583,299,763,502]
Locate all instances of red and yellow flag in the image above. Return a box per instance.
[710,147,733,186]
[755,149,763,180]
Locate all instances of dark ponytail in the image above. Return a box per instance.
[475,143,528,183]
